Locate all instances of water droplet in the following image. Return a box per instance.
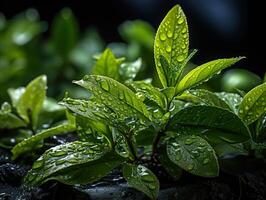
[160,33,167,41]
[167,31,173,38]
[83,75,90,81]
[178,18,184,24]
[166,46,172,53]
[1,102,11,113]
[148,184,156,190]
[32,159,44,169]
[56,159,66,165]
[181,28,186,34]
[185,138,193,145]
[142,175,154,182]
[187,164,194,171]
[177,55,185,62]
[175,154,181,161]
[78,107,86,112]
[203,158,209,164]
[245,106,249,110]
[100,81,109,91]
[52,151,67,157]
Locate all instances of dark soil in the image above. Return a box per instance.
[1,147,266,200]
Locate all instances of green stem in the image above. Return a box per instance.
[125,134,138,161]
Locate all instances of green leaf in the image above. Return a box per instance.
[76,115,113,147]
[167,134,219,177]
[178,89,231,110]
[167,105,250,143]
[7,87,25,108]
[154,5,189,87]
[120,58,142,81]
[38,98,66,126]
[256,114,266,140]
[213,143,248,157]
[0,112,26,129]
[119,20,155,50]
[176,57,244,94]
[126,80,167,109]
[92,48,120,80]
[51,8,78,58]
[25,141,123,186]
[215,92,243,113]
[0,101,26,129]
[238,82,266,125]
[7,9,46,45]
[122,163,159,200]
[16,75,47,129]
[157,146,182,180]
[12,122,76,159]
[73,75,151,129]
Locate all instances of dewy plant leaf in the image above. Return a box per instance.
[168,105,250,143]
[25,141,123,186]
[176,57,244,94]
[154,5,189,87]
[238,82,266,125]
[92,48,120,80]
[123,163,159,200]
[12,122,76,159]
[167,134,219,177]
[0,102,26,129]
[73,75,151,132]
[16,75,47,129]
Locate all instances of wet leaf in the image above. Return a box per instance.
[12,122,76,159]
[167,134,219,177]
[123,163,159,200]
[157,146,182,180]
[215,92,243,113]
[16,75,47,129]
[92,48,120,80]
[0,104,26,129]
[154,5,189,87]
[238,82,266,125]
[167,105,250,143]
[25,141,124,186]
[76,115,112,147]
[7,87,25,108]
[72,75,151,132]
[178,89,231,110]
[126,80,167,109]
[176,57,244,94]
[120,58,142,80]
[51,8,78,58]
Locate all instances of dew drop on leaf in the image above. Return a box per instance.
[159,33,167,41]
[178,17,184,24]
[167,30,173,38]
[203,158,209,165]
[166,46,172,53]
[32,159,44,169]
[177,55,185,62]
[142,175,154,182]
[1,102,11,113]
[187,164,194,171]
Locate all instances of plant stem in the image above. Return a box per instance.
[125,134,138,161]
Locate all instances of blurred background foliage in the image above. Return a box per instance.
[0,0,262,103]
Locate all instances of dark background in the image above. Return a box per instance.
[0,0,261,75]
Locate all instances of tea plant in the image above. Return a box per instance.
[0,75,75,158]
[17,5,264,200]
